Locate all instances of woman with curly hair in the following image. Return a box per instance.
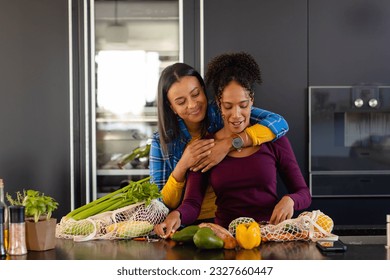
[150,60,289,224]
[154,52,311,236]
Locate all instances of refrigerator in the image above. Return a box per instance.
[92,0,182,198]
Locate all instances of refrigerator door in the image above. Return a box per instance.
[92,0,182,198]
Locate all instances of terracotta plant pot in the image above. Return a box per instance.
[25,218,57,251]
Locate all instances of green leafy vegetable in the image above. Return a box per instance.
[66,176,161,221]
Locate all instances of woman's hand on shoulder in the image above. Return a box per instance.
[269,196,294,225]
[191,137,231,172]
[173,138,214,183]
[181,138,215,170]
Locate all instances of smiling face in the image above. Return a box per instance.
[167,76,208,130]
[219,80,253,134]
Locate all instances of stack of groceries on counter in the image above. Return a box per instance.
[169,210,336,250]
[56,176,337,250]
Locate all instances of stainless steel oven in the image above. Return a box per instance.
[309,85,390,197]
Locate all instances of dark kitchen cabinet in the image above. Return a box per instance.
[309,0,390,85]
[202,0,308,192]
[308,0,390,226]
[202,0,390,226]
[0,0,72,219]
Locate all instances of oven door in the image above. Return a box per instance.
[309,86,390,197]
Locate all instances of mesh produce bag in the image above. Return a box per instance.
[228,210,337,242]
[56,199,168,242]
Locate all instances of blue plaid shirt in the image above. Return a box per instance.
[149,101,289,190]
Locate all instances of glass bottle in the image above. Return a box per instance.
[0,206,6,256]
[7,205,27,255]
[386,214,390,249]
[0,179,8,250]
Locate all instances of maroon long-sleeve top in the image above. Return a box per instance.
[177,136,312,229]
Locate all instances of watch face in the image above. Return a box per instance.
[232,137,243,149]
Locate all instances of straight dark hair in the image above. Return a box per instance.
[157,62,208,154]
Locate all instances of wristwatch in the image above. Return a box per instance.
[232,135,244,152]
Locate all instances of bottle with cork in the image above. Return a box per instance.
[0,178,8,251]
[386,214,390,249]
[0,205,6,257]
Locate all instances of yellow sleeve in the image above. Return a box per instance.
[245,124,276,146]
[161,174,185,209]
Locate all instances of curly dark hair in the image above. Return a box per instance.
[205,52,262,105]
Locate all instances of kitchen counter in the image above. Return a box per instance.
[6,235,389,260]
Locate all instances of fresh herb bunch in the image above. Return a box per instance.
[6,189,59,223]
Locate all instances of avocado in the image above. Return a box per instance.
[171,225,200,243]
[193,227,224,249]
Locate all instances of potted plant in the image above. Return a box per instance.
[6,189,59,251]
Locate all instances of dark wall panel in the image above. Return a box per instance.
[203,0,390,226]
[308,0,390,226]
[309,0,390,85]
[0,0,71,219]
[203,0,308,195]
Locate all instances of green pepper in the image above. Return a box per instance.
[193,227,224,249]
[171,225,200,243]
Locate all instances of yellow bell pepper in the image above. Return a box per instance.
[236,222,261,249]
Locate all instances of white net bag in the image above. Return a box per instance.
[259,210,337,242]
[56,199,168,242]
[228,210,337,242]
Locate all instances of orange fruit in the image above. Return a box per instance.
[315,214,334,233]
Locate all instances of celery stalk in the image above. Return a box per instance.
[101,198,134,213]
[72,195,124,220]
[66,187,127,219]
[65,177,157,221]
